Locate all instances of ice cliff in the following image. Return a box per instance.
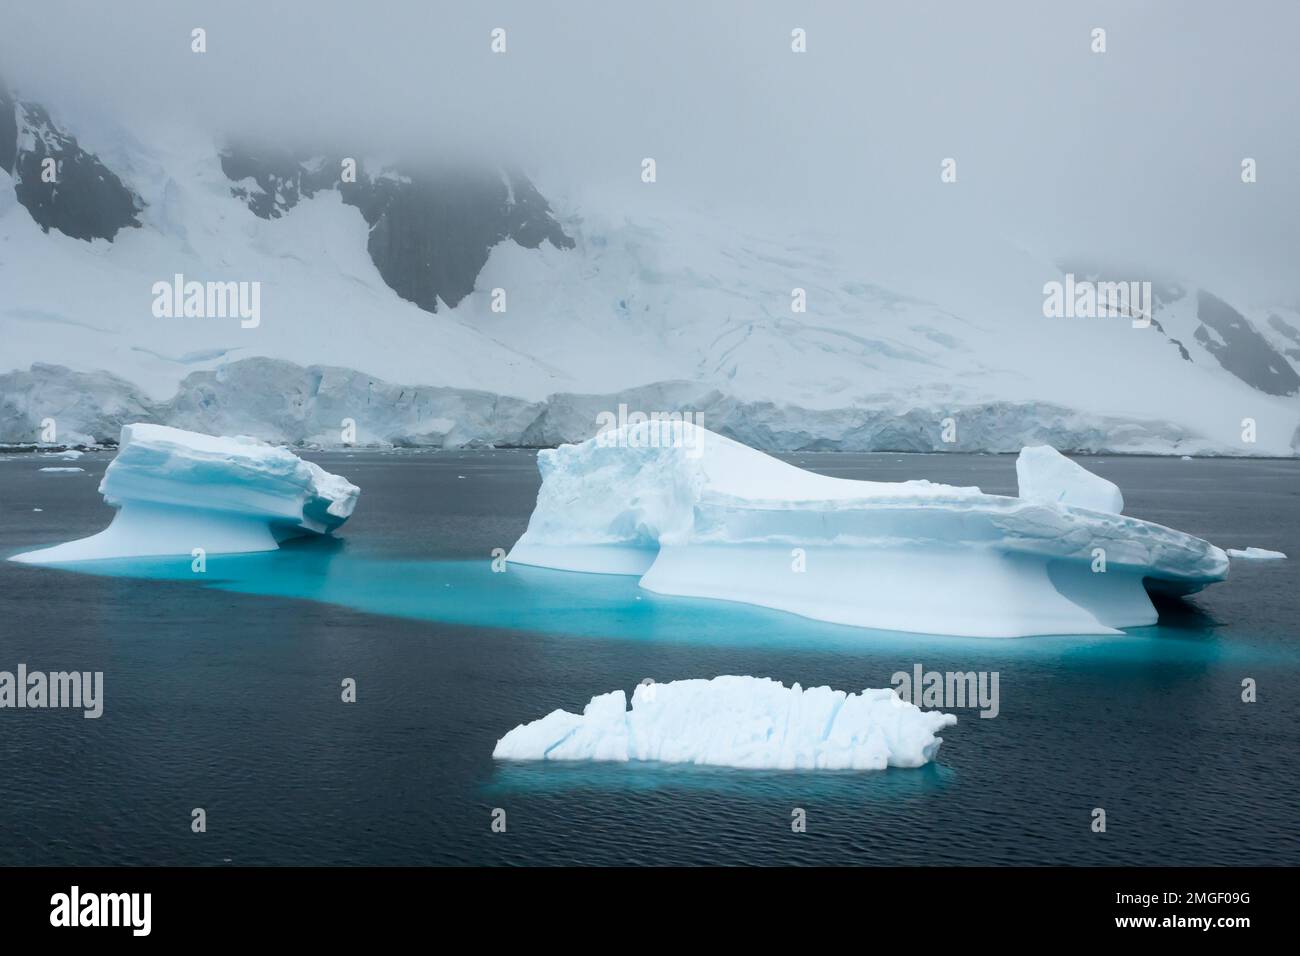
[2,360,1253,455]
[493,676,957,770]
[507,421,1230,637]
[10,423,359,563]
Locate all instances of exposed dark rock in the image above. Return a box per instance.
[219,145,573,312]
[218,146,336,219]
[1148,317,1191,361]
[0,80,16,175]
[1267,314,1300,361]
[5,97,142,241]
[1194,290,1300,396]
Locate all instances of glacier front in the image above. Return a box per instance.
[507,421,1230,637]
[11,423,359,563]
[493,676,958,770]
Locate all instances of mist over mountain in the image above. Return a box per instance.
[219,142,573,312]
[2,2,1298,453]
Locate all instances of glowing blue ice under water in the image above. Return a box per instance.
[14,540,1286,665]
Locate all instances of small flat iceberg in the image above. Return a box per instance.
[1226,547,1287,561]
[507,421,1229,637]
[493,676,957,770]
[11,424,359,564]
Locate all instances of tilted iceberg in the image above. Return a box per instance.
[11,423,359,563]
[1015,444,1124,514]
[507,421,1229,637]
[493,676,958,770]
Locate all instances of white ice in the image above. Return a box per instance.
[4,127,1300,457]
[11,423,359,563]
[1226,547,1287,561]
[1016,445,1123,514]
[492,676,957,770]
[507,420,1230,637]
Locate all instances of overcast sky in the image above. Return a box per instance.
[4,0,1298,300]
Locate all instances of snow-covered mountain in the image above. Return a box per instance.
[218,143,573,314]
[3,80,1299,454]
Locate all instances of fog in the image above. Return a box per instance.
[3,0,1298,299]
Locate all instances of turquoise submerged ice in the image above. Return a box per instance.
[507,422,1229,638]
[493,676,958,770]
[11,423,359,564]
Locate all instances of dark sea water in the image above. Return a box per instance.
[0,449,1296,866]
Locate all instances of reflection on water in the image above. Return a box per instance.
[2,450,1297,865]
[25,538,1289,665]
[485,757,956,798]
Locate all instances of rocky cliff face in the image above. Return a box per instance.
[0,79,142,241]
[1195,290,1300,396]
[0,83,16,176]
[219,145,573,312]
[1,77,573,309]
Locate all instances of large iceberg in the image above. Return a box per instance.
[11,424,359,563]
[507,421,1229,637]
[493,676,958,770]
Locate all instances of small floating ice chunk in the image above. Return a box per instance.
[493,676,957,770]
[1016,444,1123,514]
[1226,547,1287,561]
[38,467,85,473]
[11,424,359,564]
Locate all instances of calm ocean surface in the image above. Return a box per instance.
[1,450,1296,865]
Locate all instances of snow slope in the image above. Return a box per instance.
[507,421,1229,637]
[11,423,359,563]
[493,676,957,770]
[2,94,1298,454]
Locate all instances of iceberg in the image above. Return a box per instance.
[11,423,359,563]
[1015,444,1124,514]
[1226,547,1287,561]
[507,421,1229,637]
[493,676,957,770]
